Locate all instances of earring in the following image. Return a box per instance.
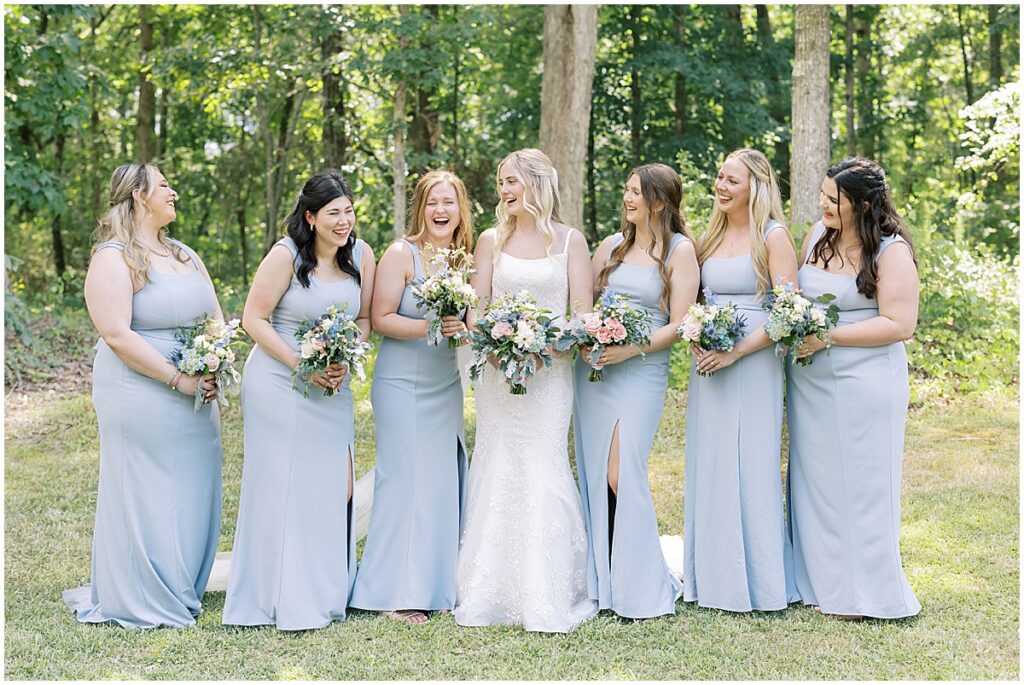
[309,224,315,232]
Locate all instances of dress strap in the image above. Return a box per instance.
[875,233,908,262]
[401,238,424,278]
[605,233,625,265]
[95,240,125,252]
[802,222,826,267]
[351,238,364,273]
[559,229,573,255]
[665,232,689,260]
[763,219,786,239]
[166,238,201,271]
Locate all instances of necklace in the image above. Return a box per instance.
[145,243,172,258]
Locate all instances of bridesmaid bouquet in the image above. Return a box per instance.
[170,315,245,411]
[292,304,372,397]
[676,290,748,377]
[468,290,561,395]
[410,247,478,348]
[555,288,653,382]
[761,282,840,366]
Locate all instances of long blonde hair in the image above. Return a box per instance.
[697,148,792,298]
[492,148,562,263]
[91,163,186,289]
[405,170,474,266]
[597,163,694,313]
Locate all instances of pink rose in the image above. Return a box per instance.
[491,321,514,339]
[604,317,621,329]
[679,318,702,342]
[610,322,627,342]
[204,353,221,372]
[582,313,601,336]
[596,326,614,344]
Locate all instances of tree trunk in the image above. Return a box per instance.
[238,204,249,287]
[135,5,155,162]
[755,4,791,199]
[844,5,856,156]
[956,6,975,105]
[585,104,598,244]
[89,15,102,222]
[392,5,410,239]
[628,5,642,167]
[790,4,831,228]
[408,5,441,177]
[156,24,170,160]
[854,9,874,157]
[451,8,461,172]
[52,132,67,276]
[673,5,688,139]
[321,24,347,169]
[988,5,1003,87]
[720,5,745,150]
[539,4,598,230]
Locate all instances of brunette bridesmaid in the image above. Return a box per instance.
[572,163,699,618]
[223,172,375,631]
[786,157,921,620]
[350,170,474,623]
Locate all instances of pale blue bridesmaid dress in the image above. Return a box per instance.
[350,239,467,611]
[64,239,222,628]
[683,221,798,612]
[572,232,686,618]
[786,222,921,618]
[222,236,365,631]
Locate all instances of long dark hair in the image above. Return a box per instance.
[597,163,693,313]
[810,157,915,299]
[284,171,360,288]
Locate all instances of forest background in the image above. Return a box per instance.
[3,4,1020,680]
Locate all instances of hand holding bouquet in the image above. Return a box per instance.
[170,315,245,411]
[293,304,372,397]
[468,290,561,395]
[410,247,477,348]
[555,288,653,381]
[761,281,839,366]
[676,290,748,377]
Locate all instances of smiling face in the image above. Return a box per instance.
[307,195,356,250]
[423,181,461,244]
[819,176,856,232]
[141,168,178,227]
[714,156,751,219]
[622,173,651,227]
[497,161,528,218]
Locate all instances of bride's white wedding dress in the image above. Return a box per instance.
[454,233,599,633]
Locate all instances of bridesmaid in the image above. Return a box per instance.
[684,148,799,612]
[786,157,921,620]
[572,163,699,618]
[67,163,222,628]
[350,170,474,623]
[222,171,375,631]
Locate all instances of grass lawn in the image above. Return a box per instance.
[4,376,1019,680]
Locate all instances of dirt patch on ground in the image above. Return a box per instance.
[5,310,96,397]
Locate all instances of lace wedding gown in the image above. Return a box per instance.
[454,236,599,633]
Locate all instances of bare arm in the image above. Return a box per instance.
[355,243,376,343]
[565,228,594,317]
[370,241,429,340]
[589,235,617,301]
[241,245,302,370]
[467,229,495,331]
[828,243,919,347]
[84,248,209,397]
[647,239,699,354]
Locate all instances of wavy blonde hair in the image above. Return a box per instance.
[91,163,186,289]
[405,170,474,266]
[697,148,792,298]
[492,148,562,263]
[597,163,694,313]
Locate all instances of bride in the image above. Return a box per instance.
[454,148,598,633]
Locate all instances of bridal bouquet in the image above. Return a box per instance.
[170,315,245,411]
[761,281,840,366]
[468,290,561,395]
[292,304,371,397]
[676,290,748,377]
[410,247,477,348]
[555,288,653,382]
